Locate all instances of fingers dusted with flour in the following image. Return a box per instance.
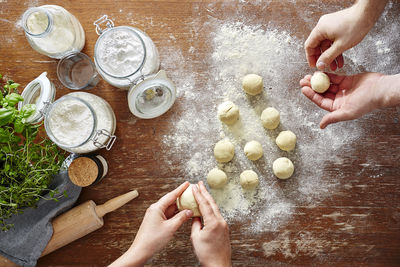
[191,182,231,267]
[300,72,391,129]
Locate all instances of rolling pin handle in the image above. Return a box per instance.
[95,190,139,218]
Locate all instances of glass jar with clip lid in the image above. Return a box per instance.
[93,15,177,119]
[18,72,117,154]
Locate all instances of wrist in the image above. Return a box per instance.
[376,74,400,109]
[201,258,231,267]
[354,0,388,29]
[126,243,153,266]
[108,244,150,267]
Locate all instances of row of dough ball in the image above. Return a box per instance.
[213,139,295,183]
[207,156,294,192]
[243,72,331,96]
[218,101,281,130]
[207,168,259,190]
[214,139,264,162]
[176,169,263,217]
[215,138,296,161]
[218,102,297,152]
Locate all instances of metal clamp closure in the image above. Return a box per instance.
[94,15,114,35]
[91,129,116,150]
[39,101,51,116]
[127,69,146,86]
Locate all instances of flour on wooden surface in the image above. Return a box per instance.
[262,231,340,258]
[162,21,358,232]
[159,0,400,234]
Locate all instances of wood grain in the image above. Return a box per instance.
[0,0,399,266]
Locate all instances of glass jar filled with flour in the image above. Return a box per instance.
[22,5,85,59]
[19,73,116,153]
[93,15,176,119]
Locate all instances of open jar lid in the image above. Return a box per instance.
[18,72,56,124]
[127,70,176,119]
[93,15,146,79]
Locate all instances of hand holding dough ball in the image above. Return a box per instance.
[240,170,259,190]
[242,74,263,96]
[273,157,294,179]
[176,184,201,217]
[214,139,235,163]
[276,130,297,151]
[218,101,240,125]
[261,107,280,129]
[207,168,228,189]
[244,140,263,161]
[310,71,330,93]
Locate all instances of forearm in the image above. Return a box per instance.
[108,245,151,267]
[377,74,400,109]
[354,0,388,28]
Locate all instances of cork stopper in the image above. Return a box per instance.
[68,157,99,187]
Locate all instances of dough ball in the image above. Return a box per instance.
[240,170,259,190]
[207,168,228,189]
[218,101,239,125]
[244,140,263,161]
[273,157,294,179]
[276,130,297,151]
[242,74,263,96]
[214,139,235,163]
[261,107,280,129]
[310,71,330,93]
[176,184,201,217]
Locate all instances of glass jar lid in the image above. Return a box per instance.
[18,72,56,124]
[94,15,146,79]
[128,70,176,119]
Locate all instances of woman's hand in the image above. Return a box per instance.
[305,0,387,71]
[110,181,193,267]
[300,72,385,129]
[191,181,231,267]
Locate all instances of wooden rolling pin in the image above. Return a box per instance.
[0,190,139,266]
[41,190,139,257]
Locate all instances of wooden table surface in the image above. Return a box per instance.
[1,0,400,266]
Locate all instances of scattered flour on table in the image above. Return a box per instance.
[159,1,399,233]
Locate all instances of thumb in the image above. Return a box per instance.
[190,217,202,240]
[167,210,192,232]
[320,109,350,129]
[317,42,344,70]
[191,217,201,233]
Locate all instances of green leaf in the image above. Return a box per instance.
[13,118,24,133]
[0,128,10,143]
[4,93,23,107]
[8,83,20,89]
[20,104,36,120]
[0,108,14,126]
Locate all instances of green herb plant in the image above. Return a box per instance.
[0,74,65,231]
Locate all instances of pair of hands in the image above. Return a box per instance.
[301,0,392,128]
[110,181,231,267]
